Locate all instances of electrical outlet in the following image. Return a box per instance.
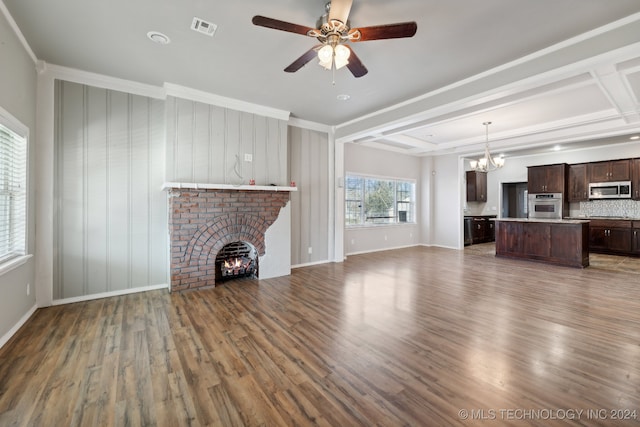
[384,235,388,241]
[26,283,30,296]
[244,153,253,162]
[308,247,313,254]
[351,239,355,245]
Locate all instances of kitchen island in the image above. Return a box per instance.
[494,218,590,268]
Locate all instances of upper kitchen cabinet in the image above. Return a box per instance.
[633,158,640,200]
[527,164,568,194]
[568,163,588,202]
[588,159,631,182]
[466,170,487,202]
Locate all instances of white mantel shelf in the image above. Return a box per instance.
[162,182,297,192]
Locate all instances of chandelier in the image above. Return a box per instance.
[469,121,505,172]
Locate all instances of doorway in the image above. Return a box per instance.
[502,182,528,218]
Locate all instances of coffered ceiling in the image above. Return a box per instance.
[3,0,640,157]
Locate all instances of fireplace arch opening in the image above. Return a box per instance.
[215,241,259,283]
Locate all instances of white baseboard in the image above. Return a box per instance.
[51,284,169,306]
[0,303,38,350]
[429,244,462,251]
[345,243,422,257]
[291,259,331,269]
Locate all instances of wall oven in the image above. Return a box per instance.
[528,193,563,219]
[588,181,631,199]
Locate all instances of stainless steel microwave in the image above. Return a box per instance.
[588,181,631,199]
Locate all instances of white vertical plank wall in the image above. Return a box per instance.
[165,97,288,186]
[289,126,330,266]
[54,81,167,299]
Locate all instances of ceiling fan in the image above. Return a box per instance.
[252,0,417,78]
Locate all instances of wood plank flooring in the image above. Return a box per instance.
[1,246,640,426]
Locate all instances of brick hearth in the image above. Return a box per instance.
[168,188,290,291]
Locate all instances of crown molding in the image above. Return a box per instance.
[39,62,166,99]
[0,0,37,64]
[164,83,290,121]
[288,117,331,133]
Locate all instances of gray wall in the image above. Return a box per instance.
[289,126,330,266]
[344,143,422,254]
[0,13,37,340]
[166,97,288,186]
[53,81,167,299]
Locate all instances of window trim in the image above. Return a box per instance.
[0,106,30,273]
[345,173,417,228]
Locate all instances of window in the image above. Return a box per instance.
[0,113,27,265]
[345,175,416,226]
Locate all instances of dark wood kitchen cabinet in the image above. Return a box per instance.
[471,217,487,244]
[495,221,522,256]
[469,216,495,244]
[632,158,640,200]
[568,163,588,202]
[495,219,589,268]
[589,219,632,255]
[633,222,640,255]
[527,164,568,194]
[522,222,551,258]
[588,159,631,182]
[466,170,487,202]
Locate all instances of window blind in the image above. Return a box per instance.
[0,123,27,263]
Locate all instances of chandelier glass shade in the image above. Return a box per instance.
[469,122,505,172]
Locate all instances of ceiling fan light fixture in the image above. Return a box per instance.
[318,45,333,63]
[334,44,350,68]
[334,56,349,69]
[317,43,350,70]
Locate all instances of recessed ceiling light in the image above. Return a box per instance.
[631,135,640,140]
[147,31,170,45]
[337,94,350,101]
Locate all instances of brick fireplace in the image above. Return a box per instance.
[166,184,293,291]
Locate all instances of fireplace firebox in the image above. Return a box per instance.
[215,241,258,282]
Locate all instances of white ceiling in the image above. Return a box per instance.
[3,0,640,158]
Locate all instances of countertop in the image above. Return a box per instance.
[564,216,640,221]
[493,218,590,224]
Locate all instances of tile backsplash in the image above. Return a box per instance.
[577,199,640,218]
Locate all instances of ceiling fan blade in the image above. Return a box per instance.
[328,0,353,26]
[350,22,417,42]
[345,46,368,78]
[252,15,316,36]
[284,45,323,73]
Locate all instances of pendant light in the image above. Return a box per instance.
[469,122,505,172]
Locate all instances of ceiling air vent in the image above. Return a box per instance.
[191,17,217,37]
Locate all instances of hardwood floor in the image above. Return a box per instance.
[2,246,640,426]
